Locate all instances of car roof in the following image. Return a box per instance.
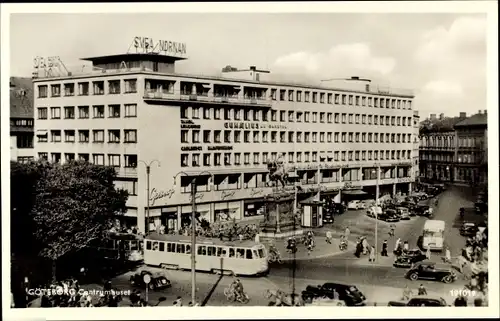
[323,282,354,288]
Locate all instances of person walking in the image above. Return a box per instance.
[325,230,333,244]
[381,240,389,257]
[445,247,452,263]
[369,246,376,263]
[425,246,431,260]
[394,238,401,252]
[402,285,413,301]
[418,284,427,296]
[344,227,350,240]
[403,240,409,252]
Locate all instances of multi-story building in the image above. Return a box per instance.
[10,77,35,162]
[419,111,487,185]
[33,47,417,233]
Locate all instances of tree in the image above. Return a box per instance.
[27,160,128,281]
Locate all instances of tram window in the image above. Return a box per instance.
[131,242,138,251]
[159,242,165,252]
[153,242,159,251]
[258,248,265,258]
[198,246,207,255]
[246,249,253,259]
[236,248,245,258]
[253,250,259,258]
[167,243,175,252]
[217,247,224,257]
[177,244,185,253]
[186,245,191,254]
[146,241,152,250]
[229,248,235,258]
[208,246,216,256]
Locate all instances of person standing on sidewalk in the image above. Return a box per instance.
[403,240,409,252]
[325,230,333,244]
[444,247,452,263]
[369,246,375,262]
[381,240,388,257]
[344,227,350,240]
[418,284,427,296]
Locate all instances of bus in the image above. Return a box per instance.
[144,233,269,276]
[422,220,445,251]
[90,232,144,262]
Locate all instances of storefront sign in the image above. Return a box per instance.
[343,182,361,190]
[133,36,187,56]
[250,188,265,197]
[150,188,175,206]
[208,146,233,151]
[181,146,202,151]
[190,193,204,202]
[224,122,260,129]
[221,190,237,200]
[181,120,201,129]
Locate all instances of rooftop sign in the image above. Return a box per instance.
[131,36,187,57]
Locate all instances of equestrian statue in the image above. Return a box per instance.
[267,158,289,189]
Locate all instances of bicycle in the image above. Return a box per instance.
[224,287,249,303]
[267,250,283,264]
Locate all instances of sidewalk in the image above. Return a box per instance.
[262,236,356,261]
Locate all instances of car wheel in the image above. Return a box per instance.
[442,275,453,284]
[409,273,419,281]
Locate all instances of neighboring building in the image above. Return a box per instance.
[454,110,488,186]
[419,111,487,185]
[10,77,35,163]
[32,46,418,233]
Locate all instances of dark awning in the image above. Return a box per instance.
[342,189,368,195]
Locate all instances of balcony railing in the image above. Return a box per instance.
[143,90,272,107]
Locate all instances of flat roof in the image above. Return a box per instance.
[80,53,187,64]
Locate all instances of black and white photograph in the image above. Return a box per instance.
[2,1,498,319]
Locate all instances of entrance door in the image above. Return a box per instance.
[311,206,318,227]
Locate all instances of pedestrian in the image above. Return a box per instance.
[325,230,333,244]
[403,240,409,252]
[394,238,401,252]
[344,227,350,240]
[254,233,260,244]
[381,240,388,257]
[173,296,183,307]
[333,289,339,300]
[239,233,244,242]
[418,284,427,296]
[402,285,412,301]
[389,224,395,237]
[425,246,431,260]
[445,247,452,263]
[369,246,375,262]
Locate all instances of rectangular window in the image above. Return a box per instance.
[280,111,286,122]
[181,154,189,167]
[93,81,104,95]
[279,90,286,101]
[108,154,121,167]
[288,131,294,143]
[271,110,276,121]
[192,130,200,143]
[78,106,89,119]
[124,104,137,117]
[327,93,333,104]
[125,154,138,168]
[51,153,61,163]
[253,152,260,164]
[93,105,104,118]
[192,107,200,119]
[214,107,221,120]
[203,154,211,166]
[288,111,294,122]
[305,91,310,102]
[342,113,346,124]
[38,85,48,98]
[64,153,75,162]
[124,129,137,143]
[124,79,137,93]
[108,130,120,143]
[64,83,75,96]
[368,97,372,106]
[327,132,332,142]
[203,130,210,143]
[51,130,61,142]
[320,93,325,103]
[226,130,234,143]
[233,131,240,143]
[304,112,310,122]
[312,92,318,103]
[203,107,211,119]
[288,90,294,101]
[280,131,286,143]
[192,153,200,167]
[374,98,379,108]
[334,94,340,104]
[312,132,317,143]
[64,130,75,142]
[50,107,61,119]
[355,114,360,124]
[78,130,89,142]
[224,153,231,166]
[312,112,317,122]
[244,153,250,165]
[93,154,104,165]
[78,82,89,96]
[93,130,104,142]
[297,91,302,102]
[362,114,366,124]
[320,112,325,123]
[38,107,48,119]
[296,132,302,143]
[51,84,61,97]
[271,89,277,100]
[108,80,121,94]
[109,105,121,118]
[234,153,241,165]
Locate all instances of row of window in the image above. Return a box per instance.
[420,136,484,149]
[181,149,413,167]
[181,106,414,127]
[37,129,137,143]
[420,153,481,164]
[271,88,412,110]
[10,118,34,127]
[37,79,138,98]
[38,152,138,167]
[15,134,34,148]
[182,129,414,144]
[37,104,137,120]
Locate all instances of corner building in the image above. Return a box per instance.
[33,51,418,234]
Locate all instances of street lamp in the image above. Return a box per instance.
[139,160,161,235]
[172,171,214,306]
[373,165,381,263]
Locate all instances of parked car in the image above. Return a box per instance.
[381,209,400,222]
[347,200,362,210]
[366,206,383,218]
[396,207,411,220]
[405,262,457,283]
[302,283,366,306]
[360,199,375,208]
[330,202,346,215]
[460,222,479,237]
[388,296,448,307]
[414,205,431,217]
[130,270,171,290]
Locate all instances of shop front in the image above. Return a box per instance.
[214,201,241,223]
[243,198,266,220]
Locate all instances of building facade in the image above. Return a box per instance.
[33,51,418,234]
[419,111,487,185]
[10,77,35,162]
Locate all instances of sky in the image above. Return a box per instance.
[9,12,488,118]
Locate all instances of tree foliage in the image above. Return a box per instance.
[11,160,128,263]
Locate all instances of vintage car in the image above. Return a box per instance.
[460,222,479,237]
[396,207,411,220]
[302,283,366,306]
[393,250,427,268]
[129,270,171,290]
[366,206,383,218]
[347,200,362,210]
[388,296,448,307]
[380,209,400,222]
[414,205,432,217]
[406,262,457,284]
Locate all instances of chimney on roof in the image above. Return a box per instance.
[459,112,467,119]
[430,114,437,120]
[439,113,444,120]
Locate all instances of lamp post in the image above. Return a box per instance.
[139,160,161,235]
[373,165,380,263]
[173,171,214,306]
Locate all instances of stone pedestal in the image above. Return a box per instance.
[259,191,304,241]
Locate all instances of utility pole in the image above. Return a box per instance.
[191,178,197,305]
[375,165,380,263]
[146,165,151,235]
